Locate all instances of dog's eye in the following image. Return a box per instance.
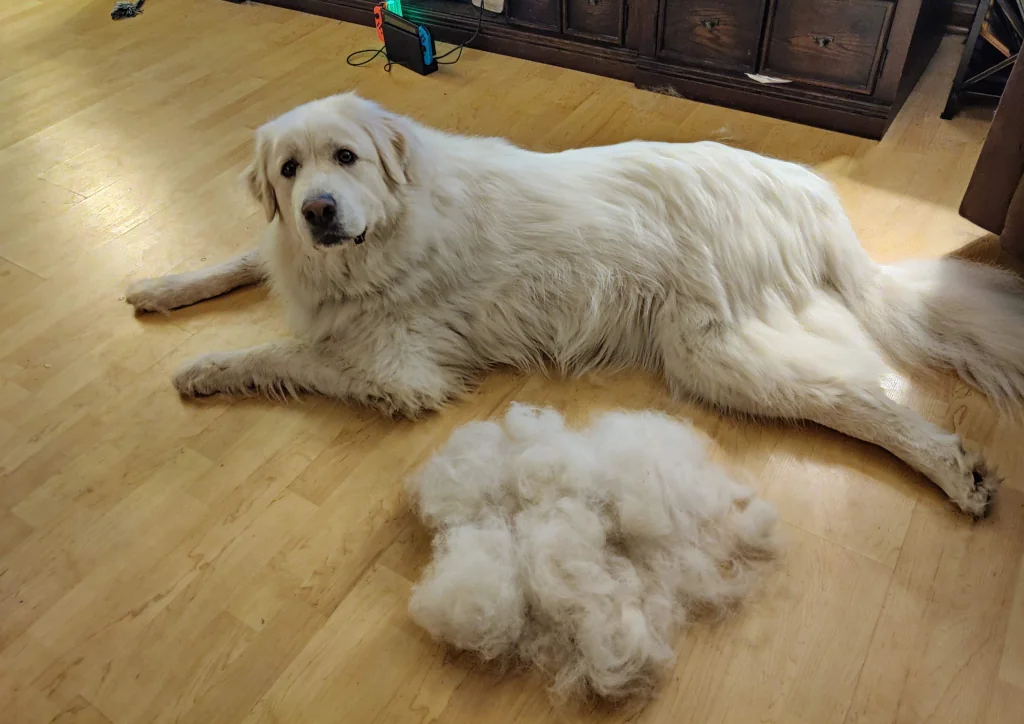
[280,160,298,178]
[335,149,357,166]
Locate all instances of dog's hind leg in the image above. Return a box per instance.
[657,292,999,518]
[126,249,265,314]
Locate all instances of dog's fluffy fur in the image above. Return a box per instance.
[125,93,1024,517]
[407,404,778,700]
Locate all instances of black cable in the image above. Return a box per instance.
[346,2,491,71]
[436,1,487,65]
[346,46,392,72]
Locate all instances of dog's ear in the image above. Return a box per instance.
[242,134,278,222]
[366,110,411,190]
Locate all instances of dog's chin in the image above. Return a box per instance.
[312,228,367,249]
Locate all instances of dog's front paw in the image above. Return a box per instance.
[126,277,182,315]
[363,385,449,419]
[173,354,239,398]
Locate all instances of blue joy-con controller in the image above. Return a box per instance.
[418,26,434,65]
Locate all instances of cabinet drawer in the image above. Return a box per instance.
[658,0,768,72]
[564,0,625,43]
[507,0,561,32]
[762,0,895,93]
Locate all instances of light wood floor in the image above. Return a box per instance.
[2,2,1023,722]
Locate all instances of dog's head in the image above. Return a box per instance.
[243,93,411,249]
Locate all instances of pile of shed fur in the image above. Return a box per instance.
[406,404,778,700]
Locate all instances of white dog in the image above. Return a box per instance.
[126,92,1024,517]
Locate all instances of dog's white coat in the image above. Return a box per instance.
[407,403,778,700]
[126,93,1024,517]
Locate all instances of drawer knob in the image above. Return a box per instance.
[812,34,834,47]
[701,18,720,29]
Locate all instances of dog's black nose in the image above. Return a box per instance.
[302,195,337,228]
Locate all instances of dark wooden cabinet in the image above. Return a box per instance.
[507,0,560,31]
[258,0,955,139]
[761,0,895,93]
[563,0,625,45]
[657,0,768,72]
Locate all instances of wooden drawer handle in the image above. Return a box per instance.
[701,18,721,29]
[812,34,834,48]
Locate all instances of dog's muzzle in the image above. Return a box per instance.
[302,194,337,229]
[301,193,366,246]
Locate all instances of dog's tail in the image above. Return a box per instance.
[843,256,1024,407]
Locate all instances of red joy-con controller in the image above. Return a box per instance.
[373,4,385,43]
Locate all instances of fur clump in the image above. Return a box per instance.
[407,404,778,701]
[110,0,144,20]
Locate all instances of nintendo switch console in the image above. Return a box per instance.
[379,8,437,76]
